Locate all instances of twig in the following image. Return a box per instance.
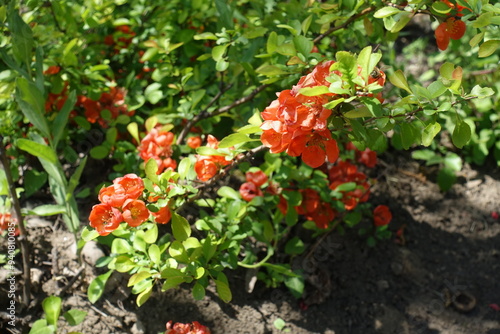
[176,84,269,145]
[56,265,85,296]
[314,6,376,44]
[176,86,231,145]
[0,136,31,306]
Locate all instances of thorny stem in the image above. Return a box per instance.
[176,84,269,145]
[0,136,31,306]
[313,6,376,44]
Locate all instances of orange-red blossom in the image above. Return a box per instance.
[138,127,177,174]
[373,205,392,227]
[434,0,467,51]
[89,173,172,236]
[194,135,231,181]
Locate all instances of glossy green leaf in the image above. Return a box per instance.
[192,282,206,300]
[111,238,133,254]
[128,271,154,287]
[374,6,401,18]
[478,40,500,58]
[148,244,161,265]
[452,120,471,148]
[422,123,441,147]
[23,204,66,216]
[285,237,305,255]
[15,78,49,138]
[9,11,33,65]
[216,273,232,303]
[136,285,153,307]
[145,158,159,184]
[389,70,412,94]
[63,309,87,326]
[219,133,255,148]
[17,139,57,164]
[171,212,191,241]
[42,296,62,328]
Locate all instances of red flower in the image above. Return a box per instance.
[288,130,339,168]
[239,182,263,202]
[89,203,123,236]
[373,205,392,227]
[356,148,377,168]
[0,213,19,236]
[435,17,466,51]
[194,159,218,182]
[113,174,144,200]
[309,202,336,229]
[152,206,172,224]
[246,170,268,187]
[98,185,128,208]
[44,66,60,75]
[122,199,149,227]
[138,127,176,174]
[187,136,202,149]
[165,321,211,334]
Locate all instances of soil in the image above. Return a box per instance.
[1,151,500,334]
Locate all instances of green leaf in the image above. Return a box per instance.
[81,226,99,242]
[452,120,471,148]
[374,6,401,18]
[24,169,47,197]
[148,244,161,265]
[128,271,154,287]
[15,77,50,138]
[23,204,66,216]
[136,285,153,307]
[144,224,158,244]
[215,0,234,29]
[9,11,33,65]
[196,146,226,156]
[470,85,494,98]
[192,282,206,300]
[212,44,228,61]
[267,31,278,54]
[284,275,305,299]
[478,40,500,58]
[469,32,484,48]
[63,309,87,326]
[217,186,240,200]
[145,158,159,184]
[89,146,109,159]
[114,255,136,273]
[284,237,305,255]
[400,123,419,149]
[67,156,87,199]
[444,153,462,172]
[42,296,62,328]
[17,139,57,164]
[432,1,452,14]
[472,12,493,29]
[161,276,186,291]
[293,35,313,56]
[389,70,412,94]
[437,167,456,191]
[390,12,413,33]
[52,90,76,147]
[427,81,447,99]
[127,122,140,143]
[216,273,232,303]
[29,319,53,334]
[344,106,372,118]
[171,212,191,241]
[298,86,330,96]
[274,318,286,330]
[422,122,441,147]
[218,133,254,148]
[111,238,133,254]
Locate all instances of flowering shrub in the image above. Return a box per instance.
[2,0,500,320]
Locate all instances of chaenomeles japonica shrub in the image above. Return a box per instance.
[81,38,493,305]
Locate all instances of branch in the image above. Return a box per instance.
[0,136,31,306]
[176,84,269,145]
[314,6,376,44]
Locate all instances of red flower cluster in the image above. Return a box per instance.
[239,170,268,202]
[295,189,336,229]
[45,82,69,112]
[345,142,377,168]
[0,213,19,236]
[104,25,136,52]
[435,0,467,51]
[329,160,370,211]
[89,174,171,236]
[43,66,61,75]
[78,86,134,127]
[373,205,392,227]
[260,61,339,168]
[194,135,231,182]
[138,126,177,174]
[165,321,211,334]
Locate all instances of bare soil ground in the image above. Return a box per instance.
[1,151,500,334]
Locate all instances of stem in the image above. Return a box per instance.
[0,136,31,306]
[313,6,376,44]
[238,247,274,269]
